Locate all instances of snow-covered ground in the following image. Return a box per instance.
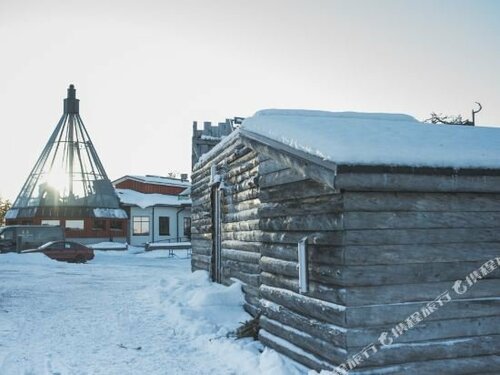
[0,250,304,375]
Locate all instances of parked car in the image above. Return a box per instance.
[23,241,94,263]
[0,225,64,253]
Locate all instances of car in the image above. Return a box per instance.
[23,241,94,263]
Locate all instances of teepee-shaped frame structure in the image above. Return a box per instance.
[7,85,127,240]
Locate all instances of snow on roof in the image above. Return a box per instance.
[115,175,190,188]
[116,188,191,209]
[241,109,500,170]
[93,208,128,219]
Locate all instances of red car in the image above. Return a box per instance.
[24,241,94,263]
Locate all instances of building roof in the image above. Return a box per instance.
[240,109,500,171]
[115,188,191,209]
[113,175,190,188]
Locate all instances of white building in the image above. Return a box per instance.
[113,175,191,247]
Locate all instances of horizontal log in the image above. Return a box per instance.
[222,220,259,232]
[259,168,307,188]
[221,240,263,253]
[243,302,260,318]
[259,196,344,218]
[259,329,335,372]
[340,242,500,266]
[260,316,347,364]
[222,198,261,214]
[260,213,341,231]
[223,188,259,204]
[347,315,500,348]
[221,248,261,264]
[349,355,500,375]
[259,284,346,326]
[260,227,500,246]
[260,271,346,305]
[260,211,500,232]
[258,158,287,175]
[224,209,259,223]
[350,334,500,368]
[314,260,499,287]
[260,298,346,347]
[260,180,337,203]
[336,172,500,193]
[343,191,500,212]
[346,298,500,326]
[222,267,260,287]
[222,230,264,242]
[222,258,260,274]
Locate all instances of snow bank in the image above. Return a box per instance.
[89,242,128,250]
[241,109,500,170]
[0,252,57,266]
[141,269,303,374]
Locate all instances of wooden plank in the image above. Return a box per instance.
[261,271,346,305]
[260,298,347,347]
[260,228,500,246]
[350,334,500,367]
[259,168,308,188]
[343,191,500,212]
[260,214,342,231]
[343,211,500,230]
[340,242,500,266]
[347,315,500,347]
[222,259,260,274]
[259,210,500,232]
[222,267,260,287]
[348,354,500,375]
[344,279,500,306]
[260,316,347,364]
[224,209,259,223]
[313,260,499,287]
[222,230,264,242]
[259,284,346,326]
[346,298,500,327]
[222,219,259,232]
[260,180,337,203]
[259,196,344,218]
[259,159,288,176]
[221,248,260,264]
[259,329,335,372]
[221,240,263,253]
[336,172,500,193]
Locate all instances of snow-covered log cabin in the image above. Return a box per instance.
[190,109,500,374]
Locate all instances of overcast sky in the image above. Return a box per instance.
[1,0,499,201]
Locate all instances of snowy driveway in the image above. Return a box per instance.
[0,251,299,375]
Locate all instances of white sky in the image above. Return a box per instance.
[1,0,499,201]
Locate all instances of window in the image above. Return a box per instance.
[41,219,60,226]
[65,220,84,231]
[110,220,123,231]
[133,216,150,236]
[183,217,191,238]
[159,216,170,236]
[93,219,106,230]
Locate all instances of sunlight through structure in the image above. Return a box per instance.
[6,85,127,243]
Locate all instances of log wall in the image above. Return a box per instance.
[191,137,262,315]
[192,136,500,373]
[256,160,500,374]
